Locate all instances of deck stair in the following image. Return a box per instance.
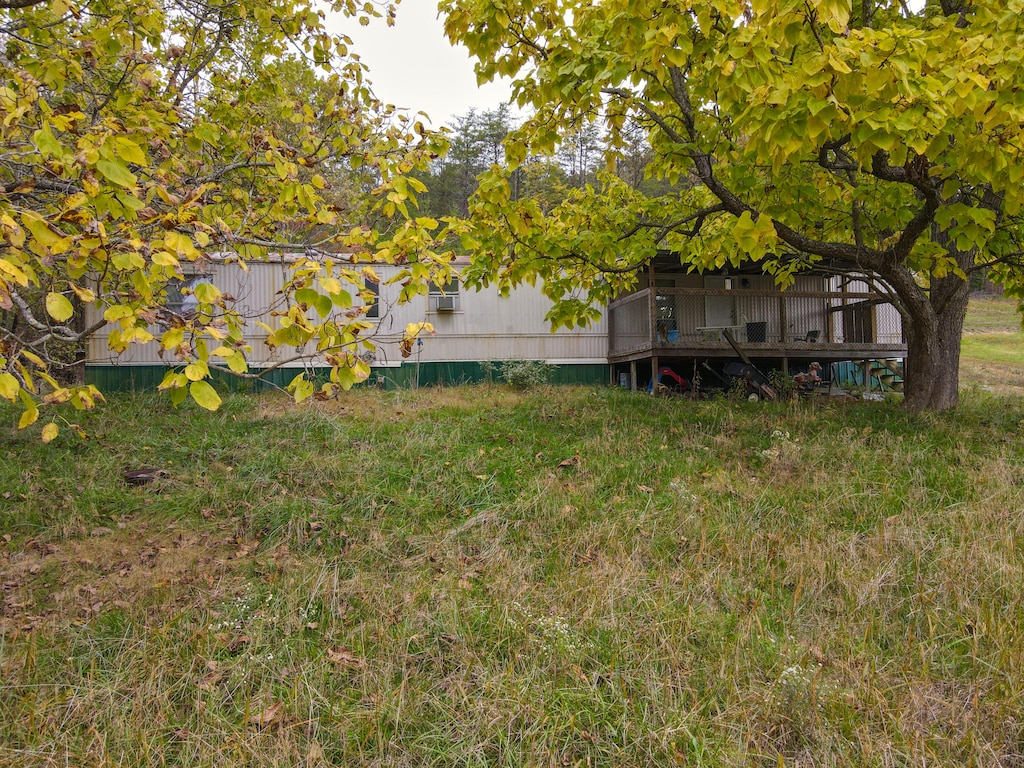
[868,359,904,392]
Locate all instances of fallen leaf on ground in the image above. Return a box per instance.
[248,701,284,729]
[215,633,251,654]
[306,741,325,764]
[326,646,363,668]
[198,671,225,690]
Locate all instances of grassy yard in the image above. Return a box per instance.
[2,382,1024,766]
[961,295,1024,395]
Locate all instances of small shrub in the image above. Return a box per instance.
[499,359,555,388]
[479,360,495,384]
[726,376,750,401]
[768,369,798,399]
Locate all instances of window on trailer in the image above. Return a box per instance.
[428,276,460,311]
[364,279,380,319]
[164,274,213,321]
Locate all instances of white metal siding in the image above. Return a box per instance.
[86,263,609,367]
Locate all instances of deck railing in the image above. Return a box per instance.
[609,287,905,359]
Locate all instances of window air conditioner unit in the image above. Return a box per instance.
[435,295,457,311]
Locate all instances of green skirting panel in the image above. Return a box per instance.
[86,362,612,393]
[85,366,301,393]
[371,361,612,389]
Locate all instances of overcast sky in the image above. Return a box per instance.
[331,2,513,128]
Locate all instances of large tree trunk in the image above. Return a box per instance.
[901,297,967,411]
[898,266,971,412]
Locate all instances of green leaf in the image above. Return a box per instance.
[193,123,221,144]
[294,288,320,307]
[193,282,221,303]
[288,372,315,403]
[33,124,63,157]
[171,385,188,407]
[114,137,148,166]
[189,380,222,411]
[314,294,333,317]
[225,351,248,374]
[95,160,138,188]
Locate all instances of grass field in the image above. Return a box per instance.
[961,296,1024,395]
[3,372,1024,765]
[0,296,1022,766]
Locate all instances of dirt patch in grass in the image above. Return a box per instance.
[0,519,248,634]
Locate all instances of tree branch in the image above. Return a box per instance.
[614,204,729,244]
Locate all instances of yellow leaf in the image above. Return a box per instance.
[19,407,39,429]
[404,321,435,339]
[41,423,58,443]
[189,380,221,411]
[19,354,44,375]
[0,258,29,285]
[46,292,74,322]
[158,370,187,391]
[104,305,135,322]
[226,351,248,374]
[184,362,208,381]
[0,372,19,400]
[69,283,96,303]
[23,212,66,248]
[152,251,179,267]
[161,328,184,351]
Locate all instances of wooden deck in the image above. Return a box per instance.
[609,341,908,364]
[608,284,907,364]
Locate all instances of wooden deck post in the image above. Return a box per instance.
[608,296,615,356]
[648,262,658,344]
